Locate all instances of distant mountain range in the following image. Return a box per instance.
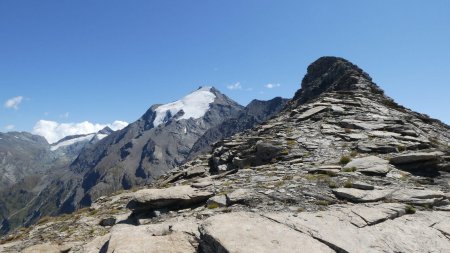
[0,87,288,234]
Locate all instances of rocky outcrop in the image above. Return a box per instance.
[2,56,450,252]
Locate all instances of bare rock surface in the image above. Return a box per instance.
[106,224,196,253]
[199,212,335,253]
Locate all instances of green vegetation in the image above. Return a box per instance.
[207,203,220,209]
[286,139,297,147]
[339,156,351,165]
[405,205,416,214]
[282,175,294,181]
[397,145,406,152]
[343,180,353,188]
[342,167,357,173]
[328,181,337,188]
[315,200,330,206]
[280,149,289,156]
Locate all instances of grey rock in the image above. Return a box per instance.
[351,181,375,190]
[199,212,334,253]
[297,106,329,120]
[21,243,67,253]
[226,188,256,205]
[99,217,116,227]
[344,156,391,175]
[266,205,450,253]
[332,188,394,202]
[106,224,196,253]
[127,185,214,212]
[390,151,444,164]
[206,195,227,208]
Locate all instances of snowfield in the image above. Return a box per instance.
[153,87,216,127]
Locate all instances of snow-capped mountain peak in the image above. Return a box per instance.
[153,86,216,127]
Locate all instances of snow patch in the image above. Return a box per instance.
[95,133,108,140]
[51,134,95,151]
[153,87,216,127]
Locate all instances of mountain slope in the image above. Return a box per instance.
[3,56,449,253]
[187,96,289,160]
[0,126,120,235]
[60,87,243,210]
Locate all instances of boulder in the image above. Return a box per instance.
[206,195,227,208]
[390,151,444,164]
[344,156,391,175]
[391,189,446,205]
[226,188,256,205]
[255,141,284,162]
[99,217,117,227]
[199,212,334,253]
[126,185,213,212]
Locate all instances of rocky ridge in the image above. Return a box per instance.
[1,57,450,253]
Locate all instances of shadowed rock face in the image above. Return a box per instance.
[187,97,289,160]
[292,56,384,105]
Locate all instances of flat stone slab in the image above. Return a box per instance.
[297,106,329,120]
[199,212,334,253]
[127,185,213,212]
[350,203,406,225]
[333,187,446,205]
[106,224,196,253]
[21,243,65,253]
[390,151,444,164]
[265,205,450,253]
[344,156,391,175]
[391,189,446,205]
[307,166,340,175]
[351,181,375,190]
[332,188,394,202]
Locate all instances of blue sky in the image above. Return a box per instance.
[1,1,449,140]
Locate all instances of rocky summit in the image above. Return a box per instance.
[1,56,450,253]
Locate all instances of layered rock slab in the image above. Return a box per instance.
[199,212,334,253]
[126,185,213,212]
[265,204,450,253]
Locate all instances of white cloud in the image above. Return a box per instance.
[227,82,242,90]
[4,96,24,109]
[32,120,128,144]
[5,124,15,131]
[265,83,281,89]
